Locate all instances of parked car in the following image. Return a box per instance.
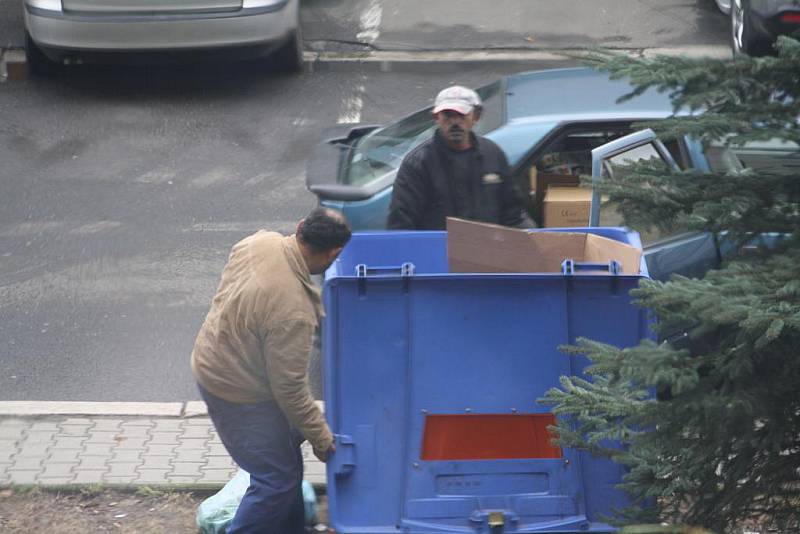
[306,67,799,281]
[714,0,800,55]
[23,0,301,73]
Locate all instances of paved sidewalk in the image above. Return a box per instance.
[0,414,326,487]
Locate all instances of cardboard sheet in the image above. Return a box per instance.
[447,218,642,275]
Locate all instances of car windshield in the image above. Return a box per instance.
[341,81,504,187]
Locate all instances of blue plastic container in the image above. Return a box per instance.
[323,228,651,533]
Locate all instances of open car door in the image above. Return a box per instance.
[589,129,721,282]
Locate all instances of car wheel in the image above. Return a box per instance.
[25,31,57,77]
[272,28,303,73]
[730,0,771,56]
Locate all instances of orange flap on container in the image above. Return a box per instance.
[421,414,562,461]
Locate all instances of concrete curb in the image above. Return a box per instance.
[0,482,226,493]
[304,45,732,64]
[0,401,186,417]
[1,480,329,493]
[0,400,325,417]
[302,46,732,73]
[303,46,732,73]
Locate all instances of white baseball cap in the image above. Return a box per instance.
[433,85,482,115]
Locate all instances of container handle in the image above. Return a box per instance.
[330,434,356,477]
[561,259,621,275]
[562,259,621,294]
[355,263,415,277]
[356,263,415,295]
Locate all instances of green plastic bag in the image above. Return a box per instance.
[196,469,318,534]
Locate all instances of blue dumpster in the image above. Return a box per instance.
[323,228,651,533]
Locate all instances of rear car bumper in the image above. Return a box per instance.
[748,2,800,40]
[24,0,296,55]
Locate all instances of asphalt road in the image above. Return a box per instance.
[0,1,730,401]
[302,0,730,52]
[0,61,550,401]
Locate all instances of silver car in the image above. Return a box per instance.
[23,0,301,73]
[714,0,800,55]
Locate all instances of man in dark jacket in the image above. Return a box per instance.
[387,85,533,230]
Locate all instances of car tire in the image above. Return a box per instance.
[272,28,303,73]
[25,31,57,77]
[730,0,772,56]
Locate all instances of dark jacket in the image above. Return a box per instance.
[387,130,530,230]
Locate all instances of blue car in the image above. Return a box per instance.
[306,67,793,281]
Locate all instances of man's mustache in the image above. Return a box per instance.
[448,126,464,133]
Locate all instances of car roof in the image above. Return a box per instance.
[504,67,677,123]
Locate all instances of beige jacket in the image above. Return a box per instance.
[191,231,332,451]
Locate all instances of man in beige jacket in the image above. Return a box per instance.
[191,207,351,534]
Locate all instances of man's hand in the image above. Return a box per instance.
[313,441,336,463]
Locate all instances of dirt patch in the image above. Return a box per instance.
[0,486,329,533]
[0,487,206,533]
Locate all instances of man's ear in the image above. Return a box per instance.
[326,246,344,262]
[296,219,304,235]
[472,106,482,122]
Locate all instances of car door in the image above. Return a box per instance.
[589,129,721,282]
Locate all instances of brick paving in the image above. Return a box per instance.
[0,416,326,487]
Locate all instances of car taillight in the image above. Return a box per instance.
[421,414,562,460]
[780,12,800,24]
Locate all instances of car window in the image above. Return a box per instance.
[538,129,631,176]
[341,81,504,188]
[731,138,800,173]
[599,142,682,244]
[602,142,667,178]
[704,144,745,173]
[343,110,435,187]
[662,137,691,170]
[705,138,800,174]
[474,81,504,134]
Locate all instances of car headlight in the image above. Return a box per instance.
[26,0,62,11]
[241,0,289,8]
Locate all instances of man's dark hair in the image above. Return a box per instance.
[298,208,351,252]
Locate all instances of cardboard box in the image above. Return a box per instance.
[543,186,592,228]
[531,172,580,222]
[446,217,641,274]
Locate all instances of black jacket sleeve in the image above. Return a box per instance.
[387,157,428,230]
[497,150,535,228]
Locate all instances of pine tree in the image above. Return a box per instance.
[541,37,800,533]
